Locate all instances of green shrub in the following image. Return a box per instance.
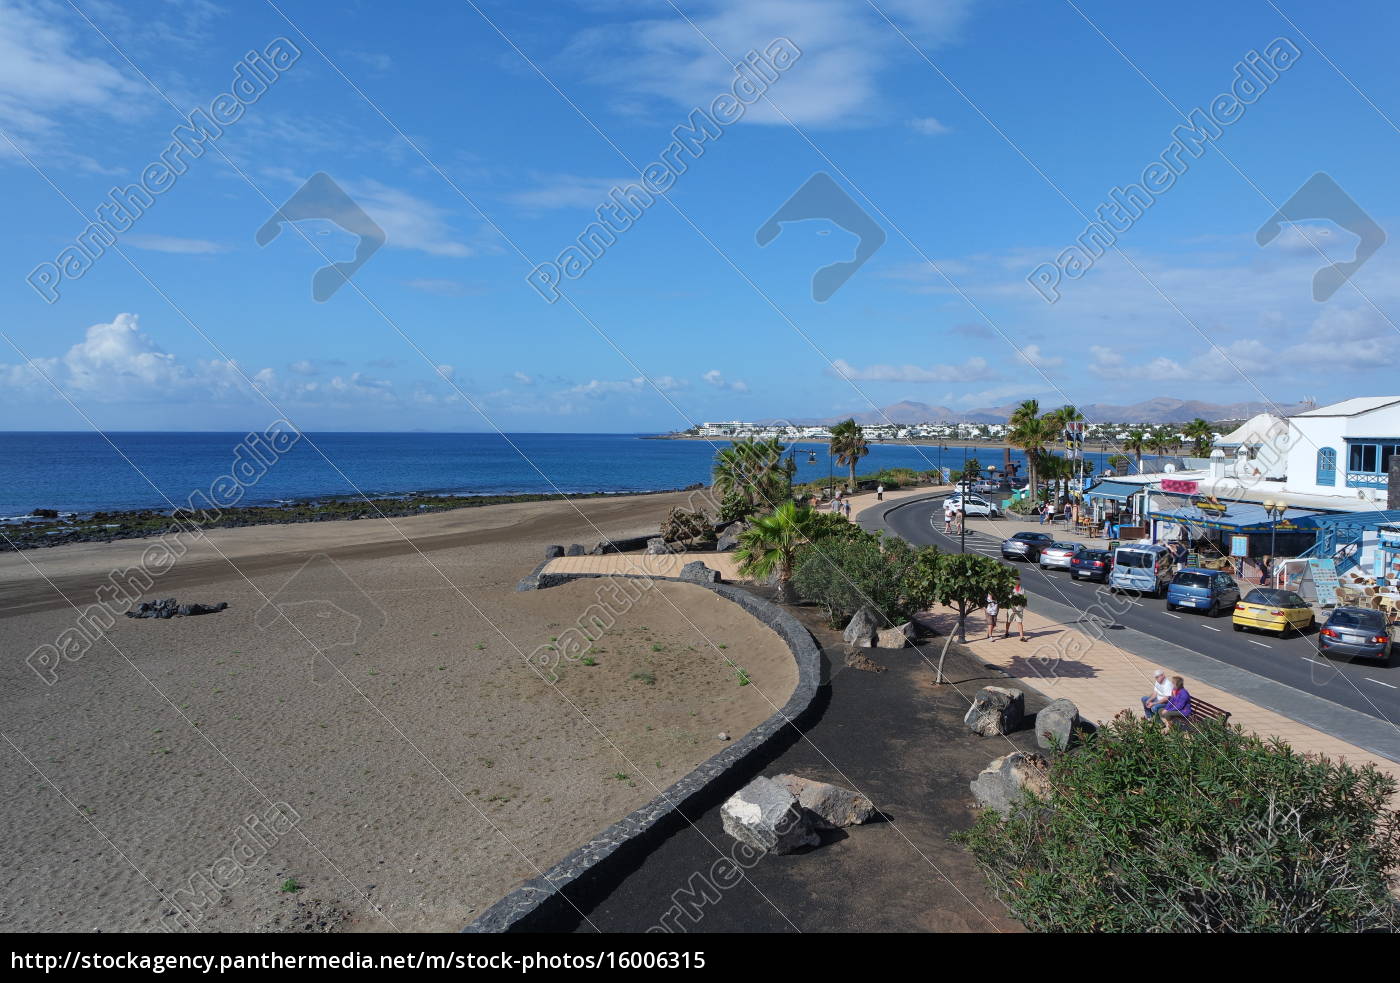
[953,713,1400,932]
[792,531,919,626]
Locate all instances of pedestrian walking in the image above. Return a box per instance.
[1002,583,1027,641]
[876,483,884,502]
[943,504,953,534]
[1039,501,1050,525]
[984,592,999,638]
[843,499,852,519]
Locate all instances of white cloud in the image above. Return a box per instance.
[0,314,412,412]
[1018,344,1063,370]
[703,369,750,392]
[561,374,688,399]
[569,0,976,128]
[435,364,456,382]
[909,117,951,136]
[0,0,147,160]
[829,356,996,383]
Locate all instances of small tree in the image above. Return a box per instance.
[660,507,711,548]
[792,531,917,627]
[955,713,1400,932]
[927,552,1020,646]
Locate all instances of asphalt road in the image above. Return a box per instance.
[882,495,1400,726]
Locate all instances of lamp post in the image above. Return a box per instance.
[1262,499,1285,586]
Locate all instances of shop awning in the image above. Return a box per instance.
[1147,495,1323,533]
[1084,480,1142,502]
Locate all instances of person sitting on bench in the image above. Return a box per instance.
[1158,676,1193,732]
[1140,668,1172,719]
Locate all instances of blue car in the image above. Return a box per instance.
[1165,567,1240,617]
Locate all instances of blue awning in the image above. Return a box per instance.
[1148,495,1323,533]
[1084,480,1142,502]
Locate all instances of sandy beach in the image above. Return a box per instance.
[0,490,797,933]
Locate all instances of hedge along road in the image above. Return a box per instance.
[877,494,1400,731]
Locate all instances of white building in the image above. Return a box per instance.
[1282,396,1400,506]
[1212,412,1289,481]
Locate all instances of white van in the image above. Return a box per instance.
[1108,543,1175,597]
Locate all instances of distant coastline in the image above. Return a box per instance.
[652,433,1024,453]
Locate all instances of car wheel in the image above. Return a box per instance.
[1208,602,1219,618]
[1232,623,1243,632]
[1166,602,1175,611]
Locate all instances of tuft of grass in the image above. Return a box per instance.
[280,878,300,893]
[475,643,486,650]
[631,671,656,685]
[651,643,664,652]
[735,668,751,686]
[581,656,598,667]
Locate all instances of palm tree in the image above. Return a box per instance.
[733,502,822,603]
[828,418,869,492]
[1183,418,1214,458]
[1149,427,1179,459]
[712,437,794,518]
[1123,429,1149,473]
[1008,400,1050,503]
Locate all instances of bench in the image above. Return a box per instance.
[1185,696,1231,728]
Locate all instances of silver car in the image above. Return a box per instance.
[1039,542,1083,571]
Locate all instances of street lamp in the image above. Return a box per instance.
[1262,499,1285,586]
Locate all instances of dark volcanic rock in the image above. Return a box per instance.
[127,599,228,619]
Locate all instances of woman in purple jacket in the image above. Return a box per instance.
[1158,676,1192,732]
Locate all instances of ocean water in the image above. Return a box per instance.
[0,432,1121,518]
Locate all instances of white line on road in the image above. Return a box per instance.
[1164,612,1182,620]
[1201,625,1222,632]
[1248,640,1271,648]
[1366,678,1398,689]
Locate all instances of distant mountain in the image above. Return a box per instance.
[785,397,1316,426]
[1072,398,1316,425]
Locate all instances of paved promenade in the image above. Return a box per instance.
[542,480,1400,789]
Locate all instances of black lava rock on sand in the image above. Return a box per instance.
[126,599,229,619]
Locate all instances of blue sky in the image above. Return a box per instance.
[2,0,1398,432]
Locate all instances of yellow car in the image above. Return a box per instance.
[1232,588,1315,636]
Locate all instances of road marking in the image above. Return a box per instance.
[1164,612,1182,620]
[1366,678,1398,689]
[1248,640,1271,648]
[1201,625,1222,632]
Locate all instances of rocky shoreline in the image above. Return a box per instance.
[0,485,704,553]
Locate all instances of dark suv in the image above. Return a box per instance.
[1001,531,1054,561]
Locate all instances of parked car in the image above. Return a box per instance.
[1232,587,1315,636]
[1318,606,1392,662]
[946,493,1001,518]
[1166,568,1241,617]
[1070,548,1113,582]
[1001,531,1054,561]
[972,479,1010,495]
[1039,542,1083,571]
[1108,543,1176,597]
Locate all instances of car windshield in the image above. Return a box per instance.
[1050,543,1077,551]
[1244,588,1306,608]
[1115,550,1156,568]
[1013,533,1045,541]
[1329,609,1384,629]
[1173,572,1211,589]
